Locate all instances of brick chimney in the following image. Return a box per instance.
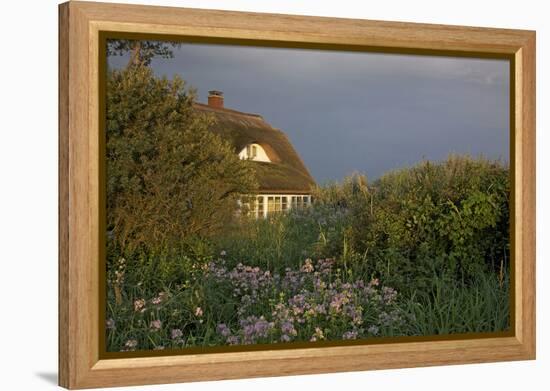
[208,90,224,108]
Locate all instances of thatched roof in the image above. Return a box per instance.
[194,103,316,194]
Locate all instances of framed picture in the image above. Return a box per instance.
[59,1,536,389]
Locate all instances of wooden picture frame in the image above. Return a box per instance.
[58,1,536,388]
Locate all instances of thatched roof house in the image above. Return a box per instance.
[194,91,315,217]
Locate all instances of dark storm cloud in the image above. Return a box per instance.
[108,43,509,183]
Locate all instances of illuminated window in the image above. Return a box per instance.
[267,196,287,215]
[291,196,311,209]
[256,196,264,218]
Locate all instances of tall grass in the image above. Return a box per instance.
[399,271,510,335]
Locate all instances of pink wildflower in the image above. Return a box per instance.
[149,319,162,331]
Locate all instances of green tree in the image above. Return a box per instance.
[106,65,258,254]
[107,39,181,67]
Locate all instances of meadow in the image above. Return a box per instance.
[106,155,510,352]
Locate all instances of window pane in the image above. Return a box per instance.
[268,197,275,213]
[257,196,264,218]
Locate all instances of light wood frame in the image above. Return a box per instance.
[59,1,536,389]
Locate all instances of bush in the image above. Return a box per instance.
[306,155,510,293]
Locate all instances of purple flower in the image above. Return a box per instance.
[238,316,275,344]
[105,318,115,330]
[368,325,380,335]
[203,259,403,345]
[280,320,297,337]
[149,320,162,331]
[381,287,398,304]
[217,323,232,337]
[343,330,358,340]
[314,304,327,315]
[280,334,292,342]
[121,339,138,351]
[171,328,183,340]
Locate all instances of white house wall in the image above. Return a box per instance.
[238,143,271,162]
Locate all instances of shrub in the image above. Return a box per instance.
[315,155,510,293]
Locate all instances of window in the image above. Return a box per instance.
[247,196,313,217]
[267,196,288,215]
[245,196,313,217]
[240,143,271,162]
[256,196,264,218]
[267,196,278,213]
[245,144,258,159]
[291,196,311,210]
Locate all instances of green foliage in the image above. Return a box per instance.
[107,39,181,67]
[106,65,258,255]
[358,155,510,292]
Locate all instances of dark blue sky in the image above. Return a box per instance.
[108,42,509,184]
